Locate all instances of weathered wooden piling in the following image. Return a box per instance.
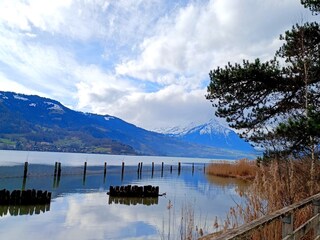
[178,162,181,175]
[0,189,51,206]
[137,162,140,174]
[140,162,143,173]
[83,162,87,185]
[107,185,159,198]
[161,162,164,177]
[22,177,27,191]
[192,163,194,175]
[170,165,172,173]
[55,162,61,188]
[121,162,125,180]
[103,162,107,182]
[151,162,154,177]
[203,163,206,173]
[54,162,58,177]
[57,162,61,177]
[23,162,28,179]
[83,162,87,176]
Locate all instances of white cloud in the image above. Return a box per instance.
[0,0,317,131]
[74,65,138,110]
[0,0,72,32]
[81,85,214,130]
[0,26,77,101]
[116,0,314,85]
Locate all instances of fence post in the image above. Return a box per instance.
[313,199,320,237]
[281,213,293,238]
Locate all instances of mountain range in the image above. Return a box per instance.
[0,91,256,159]
[159,119,253,152]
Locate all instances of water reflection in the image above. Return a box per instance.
[206,174,249,186]
[108,196,159,206]
[0,151,247,239]
[0,204,50,217]
[206,174,250,196]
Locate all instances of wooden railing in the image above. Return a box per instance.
[200,192,320,240]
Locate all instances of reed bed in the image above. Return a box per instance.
[214,157,320,239]
[206,158,257,180]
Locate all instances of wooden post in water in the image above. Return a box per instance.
[54,162,58,177]
[161,162,164,177]
[57,162,61,177]
[192,163,194,175]
[203,164,206,174]
[53,162,58,188]
[121,162,125,181]
[23,162,28,179]
[140,162,143,179]
[178,162,181,175]
[56,162,61,187]
[137,163,140,174]
[103,162,107,183]
[151,162,154,178]
[83,162,87,185]
[83,162,87,175]
[22,162,28,190]
[170,165,172,174]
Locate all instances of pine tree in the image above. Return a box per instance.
[206,4,320,178]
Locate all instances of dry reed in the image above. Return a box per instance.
[206,158,257,180]
[218,157,320,239]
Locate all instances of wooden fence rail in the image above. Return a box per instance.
[200,192,320,240]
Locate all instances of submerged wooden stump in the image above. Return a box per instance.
[0,189,51,205]
[107,185,160,198]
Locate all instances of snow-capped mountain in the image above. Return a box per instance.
[161,119,254,152]
[0,91,256,159]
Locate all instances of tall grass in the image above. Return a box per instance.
[217,157,320,239]
[206,158,257,180]
[160,199,208,240]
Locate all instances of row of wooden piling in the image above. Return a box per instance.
[21,161,206,181]
[0,189,51,205]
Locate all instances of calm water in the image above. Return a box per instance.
[0,150,247,240]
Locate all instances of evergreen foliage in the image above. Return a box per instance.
[301,0,320,14]
[206,4,320,158]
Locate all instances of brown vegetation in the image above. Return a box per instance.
[206,158,257,180]
[211,157,320,239]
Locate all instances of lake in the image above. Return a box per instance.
[0,150,247,240]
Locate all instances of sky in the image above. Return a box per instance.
[0,0,318,131]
